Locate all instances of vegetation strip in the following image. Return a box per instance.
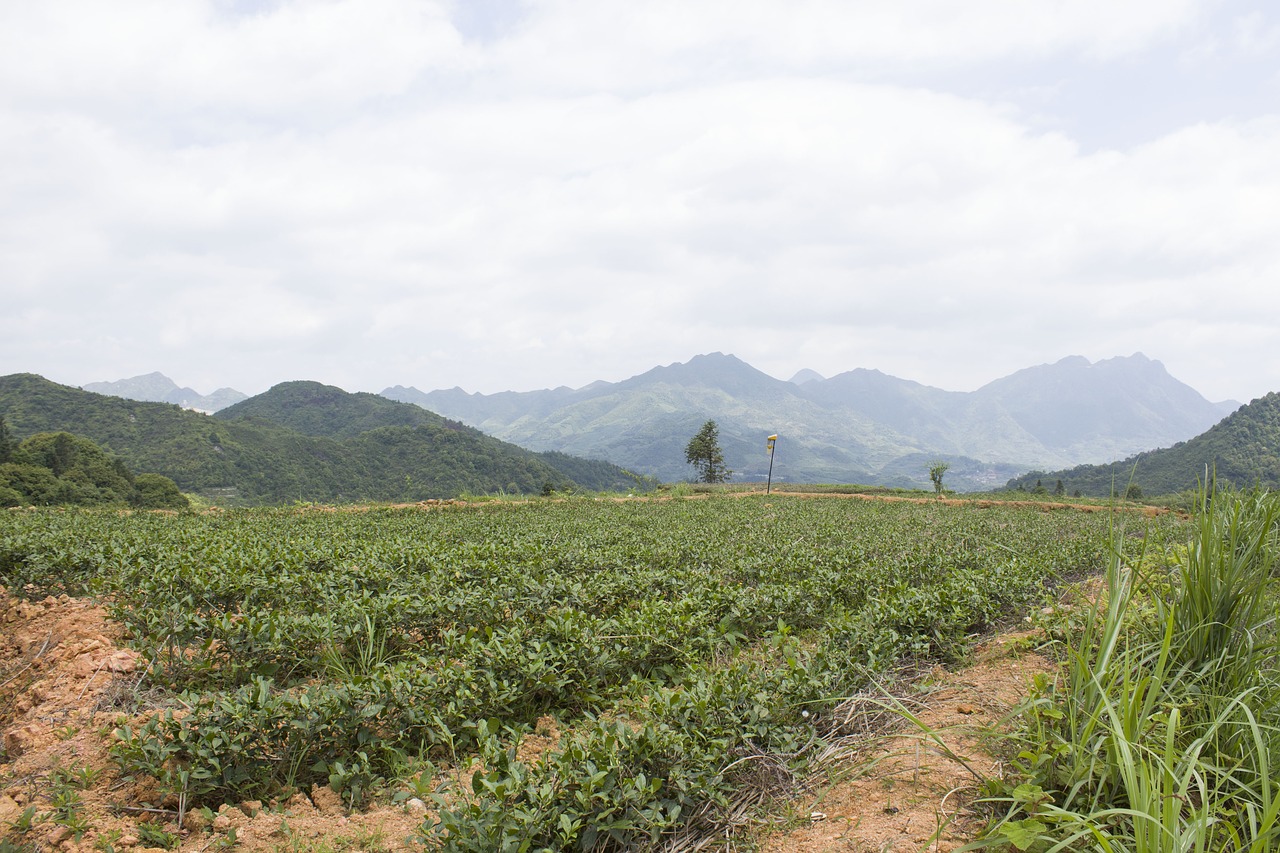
[980,488,1280,852]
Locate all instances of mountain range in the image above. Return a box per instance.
[68,353,1245,493]
[383,352,1239,490]
[81,372,248,413]
[0,375,650,504]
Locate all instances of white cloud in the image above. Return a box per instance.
[490,0,1203,94]
[0,1,466,120]
[2,0,1279,404]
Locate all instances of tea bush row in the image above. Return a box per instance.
[0,497,1183,847]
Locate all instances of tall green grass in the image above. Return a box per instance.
[984,488,1280,853]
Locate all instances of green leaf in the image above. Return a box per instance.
[1010,783,1050,806]
[1002,818,1046,851]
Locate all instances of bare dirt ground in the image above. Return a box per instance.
[754,635,1050,853]
[379,491,1173,521]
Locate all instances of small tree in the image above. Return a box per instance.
[685,420,730,483]
[134,473,190,510]
[928,460,950,496]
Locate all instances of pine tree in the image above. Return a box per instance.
[684,420,730,483]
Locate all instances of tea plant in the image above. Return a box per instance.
[44,784,90,842]
[50,760,101,790]
[93,828,124,853]
[135,822,179,850]
[1,495,1182,848]
[2,805,38,841]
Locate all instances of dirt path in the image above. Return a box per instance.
[756,636,1050,852]
[330,491,1172,519]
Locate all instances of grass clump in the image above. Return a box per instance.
[983,487,1280,852]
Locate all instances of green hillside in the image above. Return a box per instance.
[1006,391,1280,497]
[213,380,654,494]
[215,380,448,437]
[0,374,650,504]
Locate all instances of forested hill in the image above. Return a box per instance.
[0,374,651,504]
[215,380,451,437]
[1006,391,1280,497]
[213,380,653,494]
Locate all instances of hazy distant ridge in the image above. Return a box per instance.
[384,352,1238,490]
[83,371,248,413]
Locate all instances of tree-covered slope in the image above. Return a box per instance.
[215,381,448,438]
[1006,391,1280,496]
[0,374,648,503]
[215,380,652,493]
[0,423,188,509]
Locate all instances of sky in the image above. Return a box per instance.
[2,1,1279,404]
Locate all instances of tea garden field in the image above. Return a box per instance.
[0,496,1187,850]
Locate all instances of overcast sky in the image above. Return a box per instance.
[2,1,1278,404]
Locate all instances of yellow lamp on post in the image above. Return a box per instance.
[765,434,778,494]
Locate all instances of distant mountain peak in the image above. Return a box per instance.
[1048,353,1158,372]
[788,368,825,385]
[81,372,247,413]
[626,352,786,395]
[84,371,179,397]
